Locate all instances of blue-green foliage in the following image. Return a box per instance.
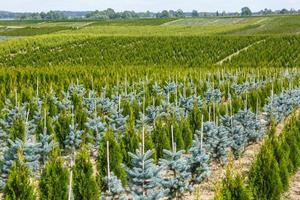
[85,114,106,150]
[159,149,191,199]
[102,173,127,200]
[188,135,210,184]
[264,88,300,123]
[203,122,231,162]
[126,149,165,200]
[0,139,22,189]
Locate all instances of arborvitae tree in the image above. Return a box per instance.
[126,149,165,199]
[98,129,126,187]
[9,118,25,141]
[214,161,252,200]
[188,104,202,133]
[39,151,69,200]
[272,138,290,191]
[159,149,191,199]
[152,119,171,159]
[54,111,72,148]
[144,132,157,161]
[249,141,283,200]
[120,115,139,167]
[181,119,193,150]
[285,129,300,172]
[4,153,37,200]
[172,123,184,151]
[280,139,294,173]
[73,147,99,200]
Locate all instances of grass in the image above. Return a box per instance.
[0,26,72,36]
[223,15,300,35]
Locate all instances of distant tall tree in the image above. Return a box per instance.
[241,7,252,16]
[157,10,170,18]
[175,9,185,18]
[192,10,199,17]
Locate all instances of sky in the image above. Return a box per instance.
[1,0,299,12]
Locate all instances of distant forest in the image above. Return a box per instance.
[0,8,299,20]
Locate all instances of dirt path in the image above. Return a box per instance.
[282,171,300,200]
[186,108,300,200]
[160,18,185,26]
[216,40,266,65]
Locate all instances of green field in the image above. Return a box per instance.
[0,15,300,200]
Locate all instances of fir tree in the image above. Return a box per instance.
[187,135,210,184]
[126,149,165,199]
[159,149,192,199]
[0,128,8,161]
[204,122,231,163]
[73,147,99,200]
[0,139,23,190]
[64,113,83,200]
[102,172,127,200]
[39,151,69,200]
[85,113,106,152]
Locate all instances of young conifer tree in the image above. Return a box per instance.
[249,141,283,200]
[39,150,69,200]
[73,146,99,200]
[215,158,252,200]
[4,152,37,200]
[126,149,165,199]
[97,129,126,187]
[103,141,127,199]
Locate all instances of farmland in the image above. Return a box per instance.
[0,14,300,200]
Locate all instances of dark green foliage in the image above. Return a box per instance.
[0,27,71,37]
[73,147,99,200]
[9,118,25,141]
[272,138,290,191]
[172,122,184,151]
[39,151,69,200]
[152,120,171,159]
[188,105,202,133]
[285,131,300,173]
[4,157,37,200]
[144,132,157,161]
[120,115,139,167]
[249,141,283,200]
[181,119,193,150]
[54,112,72,148]
[97,130,126,187]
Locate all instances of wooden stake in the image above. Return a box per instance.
[171,125,175,153]
[201,115,204,150]
[107,141,111,179]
